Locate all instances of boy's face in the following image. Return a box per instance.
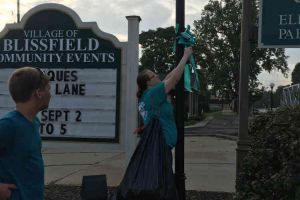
[37,83,51,111]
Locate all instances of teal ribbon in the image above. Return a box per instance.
[174,24,200,92]
[184,64,192,92]
[178,25,197,47]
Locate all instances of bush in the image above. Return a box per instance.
[235,106,300,200]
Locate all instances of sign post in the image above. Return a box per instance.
[237,0,251,184]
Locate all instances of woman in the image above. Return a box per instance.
[136,47,193,149]
[113,47,193,200]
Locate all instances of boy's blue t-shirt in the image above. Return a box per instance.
[0,111,44,200]
[138,82,177,148]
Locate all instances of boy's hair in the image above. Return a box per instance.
[8,67,49,103]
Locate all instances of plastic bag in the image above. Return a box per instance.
[113,117,178,200]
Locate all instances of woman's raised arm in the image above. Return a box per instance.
[163,47,193,93]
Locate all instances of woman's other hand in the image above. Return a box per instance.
[0,183,16,200]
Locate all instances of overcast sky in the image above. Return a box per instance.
[0,0,298,89]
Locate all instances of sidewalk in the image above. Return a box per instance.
[185,109,238,141]
[43,136,236,193]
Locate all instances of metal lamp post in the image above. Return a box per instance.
[270,82,275,110]
[175,0,185,200]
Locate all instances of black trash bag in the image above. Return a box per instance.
[114,117,178,200]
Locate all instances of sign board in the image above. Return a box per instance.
[0,4,123,142]
[259,0,300,48]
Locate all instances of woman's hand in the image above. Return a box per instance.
[183,47,193,58]
[0,183,16,200]
[133,125,144,136]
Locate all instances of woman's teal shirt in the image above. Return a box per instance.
[138,82,177,148]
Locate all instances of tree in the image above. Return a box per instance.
[249,86,264,108]
[139,27,176,73]
[273,85,286,107]
[252,85,286,109]
[193,0,288,110]
[292,63,300,85]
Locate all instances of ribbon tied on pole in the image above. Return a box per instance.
[174,25,201,92]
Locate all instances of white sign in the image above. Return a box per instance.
[0,68,118,139]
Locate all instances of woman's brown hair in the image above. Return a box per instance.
[136,69,150,99]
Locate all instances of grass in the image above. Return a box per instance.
[185,110,221,126]
[184,110,237,126]
[184,109,238,127]
[185,120,199,126]
[203,110,222,117]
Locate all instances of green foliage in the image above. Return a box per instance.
[193,0,288,102]
[139,26,176,73]
[253,85,289,108]
[274,85,286,107]
[235,106,300,199]
[252,89,271,109]
[292,63,300,85]
[249,87,264,106]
